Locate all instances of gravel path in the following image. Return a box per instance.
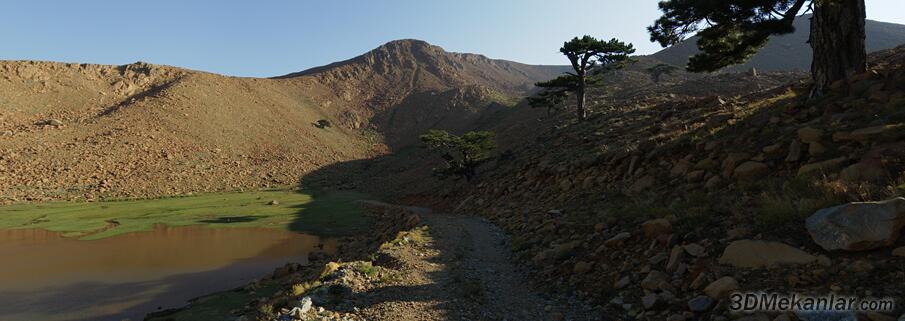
[352,213,599,321]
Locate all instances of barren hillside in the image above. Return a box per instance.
[0,40,564,203]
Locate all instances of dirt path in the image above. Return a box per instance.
[346,212,599,321]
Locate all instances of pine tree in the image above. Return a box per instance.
[649,0,866,97]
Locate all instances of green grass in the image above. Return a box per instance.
[0,189,370,240]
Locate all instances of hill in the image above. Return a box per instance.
[0,40,564,203]
[651,16,905,72]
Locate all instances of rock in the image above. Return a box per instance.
[573,261,593,274]
[798,157,847,176]
[605,232,631,248]
[268,200,280,205]
[642,293,660,309]
[808,142,826,155]
[686,170,706,182]
[718,240,817,268]
[847,260,875,273]
[666,245,685,271]
[798,127,824,143]
[785,140,802,162]
[703,276,738,299]
[640,270,670,291]
[46,119,64,126]
[839,161,888,183]
[762,143,783,154]
[614,275,631,289]
[687,295,713,312]
[628,175,655,194]
[294,297,313,315]
[683,243,706,257]
[641,219,672,239]
[893,246,905,257]
[671,159,693,177]
[849,124,903,142]
[733,161,768,181]
[805,197,905,251]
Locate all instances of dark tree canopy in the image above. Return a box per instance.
[649,0,808,72]
[420,130,496,181]
[649,0,867,96]
[532,36,635,120]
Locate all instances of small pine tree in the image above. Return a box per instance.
[420,130,496,181]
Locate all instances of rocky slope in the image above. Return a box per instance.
[0,40,563,203]
[652,16,905,72]
[409,46,905,320]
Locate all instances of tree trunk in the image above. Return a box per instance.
[576,76,587,120]
[809,0,867,97]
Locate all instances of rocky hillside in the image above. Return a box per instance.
[367,46,905,320]
[0,40,562,203]
[652,16,905,72]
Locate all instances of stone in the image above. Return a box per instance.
[687,295,713,312]
[666,245,685,271]
[805,197,905,251]
[686,170,706,182]
[671,159,693,177]
[641,219,672,239]
[893,246,905,257]
[640,270,670,291]
[848,260,875,273]
[849,124,903,142]
[762,143,783,154]
[46,119,64,126]
[605,232,631,248]
[683,243,706,257]
[798,127,824,143]
[573,261,593,274]
[614,275,631,289]
[294,297,313,315]
[642,293,660,309]
[268,200,280,205]
[628,175,656,194]
[785,140,802,162]
[718,240,817,268]
[808,142,826,155]
[798,157,847,176]
[703,276,738,299]
[839,161,888,183]
[733,161,768,181]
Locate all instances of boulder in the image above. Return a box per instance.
[628,175,655,194]
[640,270,670,291]
[798,157,847,176]
[687,295,713,312]
[718,240,817,268]
[806,198,905,251]
[785,140,802,163]
[839,161,888,183]
[605,232,631,248]
[641,218,672,239]
[704,276,738,299]
[798,127,824,143]
[733,161,768,181]
[893,246,905,257]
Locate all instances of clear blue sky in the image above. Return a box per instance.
[1,0,903,77]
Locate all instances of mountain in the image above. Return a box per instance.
[651,16,905,71]
[0,40,564,202]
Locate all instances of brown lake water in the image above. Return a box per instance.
[0,225,337,321]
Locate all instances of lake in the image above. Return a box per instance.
[0,225,336,321]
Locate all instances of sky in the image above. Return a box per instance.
[1,0,903,77]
